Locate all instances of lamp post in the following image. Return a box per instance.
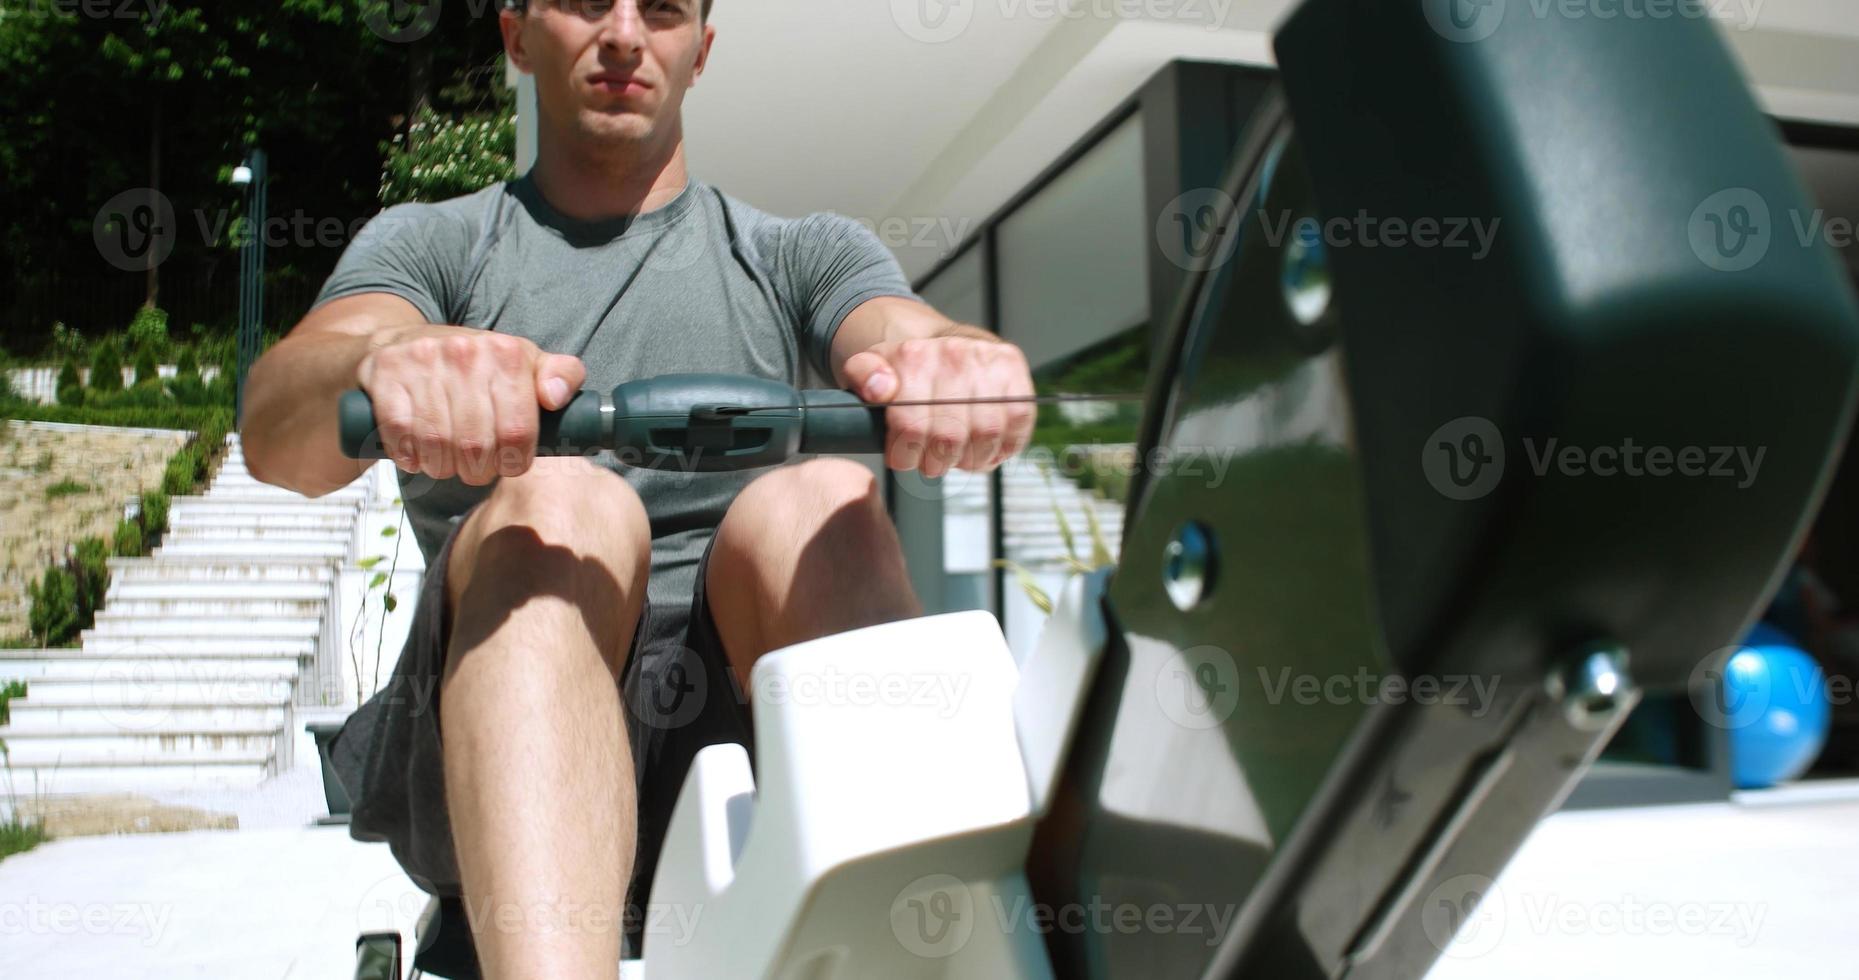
[231,149,268,428]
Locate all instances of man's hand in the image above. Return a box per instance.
[841,329,1036,479]
[357,324,587,486]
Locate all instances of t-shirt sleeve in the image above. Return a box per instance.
[777,212,921,377]
[313,202,479,326]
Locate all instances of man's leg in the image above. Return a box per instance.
[706,458,921,687]
[439,457,651,980]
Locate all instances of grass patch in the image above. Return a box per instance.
[43,479,93,500]
[0,820,47,862]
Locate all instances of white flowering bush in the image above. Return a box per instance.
[379,107,516,206]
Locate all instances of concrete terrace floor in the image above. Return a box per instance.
[0,779,1855,977]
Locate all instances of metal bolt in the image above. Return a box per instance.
[1163,521,1218,612]
[1552,645,1635,732]
[1282,218,1333,328]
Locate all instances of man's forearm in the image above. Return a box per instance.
[243,328,386,498]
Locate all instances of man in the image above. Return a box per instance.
[242,1,1035,976]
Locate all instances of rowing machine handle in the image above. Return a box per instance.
[337,374,887,472]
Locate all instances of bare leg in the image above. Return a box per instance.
[707,459,922,689]
[439,458,651,980]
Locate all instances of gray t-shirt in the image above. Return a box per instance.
[315,175,918,612]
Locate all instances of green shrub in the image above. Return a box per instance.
[113,519,143,558]
[140,490,170,540]
[55,359,84,406]
[167,374,209,406]
[27,566,77,648]
[380,106,516,206]
[3,403,231,432]
[89,343,123,393]
[176,347,200,378]
[0,369,15,405]
[72,537,109,622]
[128,307,170,358]
[133,348,160,386]
[162,447,198,495]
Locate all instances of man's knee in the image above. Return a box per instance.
[717,458,889,557]
[446,459,652,646]
[457,459,648,561]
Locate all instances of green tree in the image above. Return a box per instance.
[89,343,124,393]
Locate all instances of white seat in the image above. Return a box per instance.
[644,572,1113,980]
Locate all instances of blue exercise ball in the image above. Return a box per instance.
[1723,624,1832,790]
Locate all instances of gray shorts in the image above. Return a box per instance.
[326,505,753,951]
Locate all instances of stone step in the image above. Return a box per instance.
[0,657,300,683]
[108,557,340,581]
[106,582,330,602]
[98,599,326,619]
[155,540,351,559]
[78,636,316,658]
[169,497,361,516]
[2,702,288,732]
[0,761,270,794]
[10,677,295,706]
[166,525,354,542]
[86,613,320,635]
[200,487,367,501]
[0,730,285,761]
[168,512,357,530]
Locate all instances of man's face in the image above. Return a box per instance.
[502,1,713,152]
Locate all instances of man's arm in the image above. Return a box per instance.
[243,294,426,497]
[831,295,1036,478]
[243,294,586,497]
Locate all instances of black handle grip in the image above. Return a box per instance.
[338,389,608,460]
[338,377,889,469]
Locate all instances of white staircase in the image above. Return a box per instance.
[0,434,415,796]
